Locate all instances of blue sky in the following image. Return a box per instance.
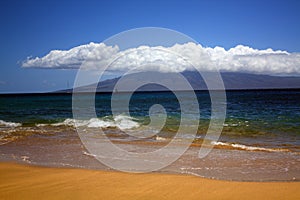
[0,0,300,93]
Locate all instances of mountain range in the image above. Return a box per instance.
[58,72,300,93]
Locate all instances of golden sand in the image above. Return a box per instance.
[0,162,299,200]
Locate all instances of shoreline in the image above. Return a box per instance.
[1,162,299,200]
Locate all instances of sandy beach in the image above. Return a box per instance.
[0,162,299,200]
[1,0,300,199]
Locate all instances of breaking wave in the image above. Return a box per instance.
[37,115,140,130]
[0,120,22,127]
[211,141,291,153]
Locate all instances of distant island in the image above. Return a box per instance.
[57,72,300,93]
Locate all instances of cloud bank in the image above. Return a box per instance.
[22,42,300,75]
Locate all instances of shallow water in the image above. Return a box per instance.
[0,90,299,181]
[0,126,299,181]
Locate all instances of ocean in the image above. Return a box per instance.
[0,89,299,181]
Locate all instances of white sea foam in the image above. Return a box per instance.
[86,118,113,128]
[211,141,290,153]
[223,123,239,127]
[82,151,97,157]
[20,155,31,163]
[0,120,22,127]
[113,115,139,129]
[156,136,167,141]
[37,115,140,130]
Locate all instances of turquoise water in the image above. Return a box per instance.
[0,90,300,148]
[0,89,299,181]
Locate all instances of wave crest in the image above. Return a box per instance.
[211,141,290,153]
[0,120,22,127]
[37,115,140,130]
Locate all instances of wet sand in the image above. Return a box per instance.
[0,162,299,200]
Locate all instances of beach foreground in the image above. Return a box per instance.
[0,162,299,200]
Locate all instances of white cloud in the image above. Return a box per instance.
[22,42,300,75]
[22,42,119,69]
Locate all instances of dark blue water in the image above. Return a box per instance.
[0,90,299,181]
[0,90,299,149]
